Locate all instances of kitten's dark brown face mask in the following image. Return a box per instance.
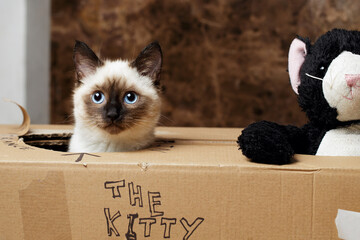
[83,78,158,135]
[73,41,162,135]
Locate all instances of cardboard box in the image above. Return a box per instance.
[0,124,360,239]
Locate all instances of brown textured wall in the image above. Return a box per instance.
[51,0,360,127]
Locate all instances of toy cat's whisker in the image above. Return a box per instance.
[305,73,323,81]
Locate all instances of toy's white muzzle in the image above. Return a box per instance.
[323,51,360,122]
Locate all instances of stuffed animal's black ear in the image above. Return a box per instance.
[131,42,163,87]
[288,37,308,94]
[73,41,103,83]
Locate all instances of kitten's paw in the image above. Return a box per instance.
[237,121,294,165]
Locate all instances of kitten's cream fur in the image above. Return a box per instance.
[69,42,162,152]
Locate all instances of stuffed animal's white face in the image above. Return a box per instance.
[323,51,360,122]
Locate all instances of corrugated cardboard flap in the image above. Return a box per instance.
[1,125,359,171]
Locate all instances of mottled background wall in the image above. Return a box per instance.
[51,0,360,127]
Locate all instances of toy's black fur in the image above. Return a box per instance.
[238,29,360,164]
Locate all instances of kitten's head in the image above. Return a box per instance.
[72,41,162,136]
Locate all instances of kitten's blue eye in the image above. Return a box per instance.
[124,92,138,104]
[92,91,105,104]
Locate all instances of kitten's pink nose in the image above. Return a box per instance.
[345,74,360,87]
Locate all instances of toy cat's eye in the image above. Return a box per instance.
[124,92,138,104]
[92,91,105,104]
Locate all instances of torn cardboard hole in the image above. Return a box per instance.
[21,132,176,153]
[1,100,71,152]
[22,131,71,152]
[3,102,236,153]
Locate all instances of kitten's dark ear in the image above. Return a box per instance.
[73,40,103,83]
[131,42,163,87]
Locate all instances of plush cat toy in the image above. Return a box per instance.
[238,28,360,164]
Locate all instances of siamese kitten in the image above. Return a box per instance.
[69,41,163,152]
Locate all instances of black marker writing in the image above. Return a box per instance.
[62,152,100,162]
[180,217,205,240]
[128,182,143,207]
[104,180,125,198]
[104,208,121,237]
[125,213,138,240]
[103,180,205,239]
[161,218,176,238]
[139,218,156,237]
[148,192,164,217]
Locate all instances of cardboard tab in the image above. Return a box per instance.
[0,99,30,136]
